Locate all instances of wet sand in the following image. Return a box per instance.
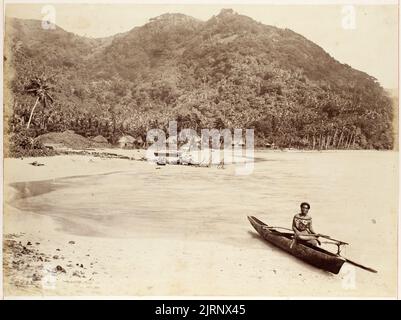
[2,150,398,297]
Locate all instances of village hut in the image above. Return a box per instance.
[135,136,144,148]
[118,135,136,149]
[265,142,276,149]
[92,135,108,144]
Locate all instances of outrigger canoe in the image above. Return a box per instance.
[248,216,377,274]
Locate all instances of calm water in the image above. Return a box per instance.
[8,150,398,246]
[6,150,398,296]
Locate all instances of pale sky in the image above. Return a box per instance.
[4,2,398,89]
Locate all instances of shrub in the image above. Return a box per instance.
[7,130,57,158]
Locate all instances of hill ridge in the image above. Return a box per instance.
[4,9,394,150]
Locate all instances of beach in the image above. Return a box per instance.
[2,149,398,297]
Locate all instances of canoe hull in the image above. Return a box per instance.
[248,216,345,274]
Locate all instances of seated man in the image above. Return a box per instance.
[292,202,320,246]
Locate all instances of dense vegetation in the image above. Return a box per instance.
[4,9,394,155]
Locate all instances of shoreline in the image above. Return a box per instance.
[3,150,148,184]
[2,150,397,297]
[3,149,147,296]
[4,148,395,185]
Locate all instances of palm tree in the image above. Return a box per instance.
[25,74,54,129]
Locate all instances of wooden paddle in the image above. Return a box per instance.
[342,258,378,273]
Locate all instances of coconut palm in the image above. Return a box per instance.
[25,74,54,129]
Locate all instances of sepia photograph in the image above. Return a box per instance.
[1,0,399,299]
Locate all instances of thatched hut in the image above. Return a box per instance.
[118,135,135,148]
[135,136,144,147]
[35,130,92,149]
[265,142,276,149]
[92,135,108,144]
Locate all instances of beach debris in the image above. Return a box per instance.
[29,161,45,166]
[371,219,376,224]
[55,265,66,273]
[22,246,32,255]
[72,271,85,278]
[27,241,32,246]
[53,255,59,259]
[32,273,42,281]
[12,260,21,268]
[68,241,75,244]
[80,264,84,268]
[35,242,40,245]
[56,248,60,251]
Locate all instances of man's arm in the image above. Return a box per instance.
[292,216,301,236]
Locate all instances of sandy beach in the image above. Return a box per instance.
[2,149,398,297]
[2,1,398,301]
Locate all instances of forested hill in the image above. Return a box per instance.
[4,9,394,149]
